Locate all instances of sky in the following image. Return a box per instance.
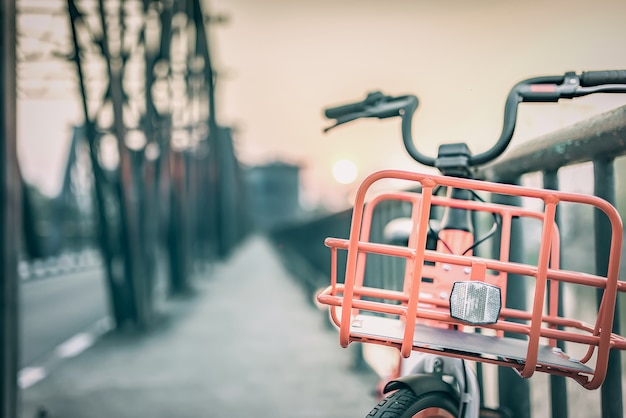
[16,0,626,210]
[208,0,626,209]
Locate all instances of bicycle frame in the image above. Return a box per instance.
[317,169,626,390]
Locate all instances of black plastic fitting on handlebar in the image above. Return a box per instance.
[580,70,626,87]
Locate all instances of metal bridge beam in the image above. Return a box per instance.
[0,0,20,416]
[61,0,240,327]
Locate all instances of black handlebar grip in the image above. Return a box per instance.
[580,70,626,87]
[324,102,366,119]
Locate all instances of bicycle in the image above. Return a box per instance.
[317,70,626,417]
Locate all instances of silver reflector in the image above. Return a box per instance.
[449,281,502,325]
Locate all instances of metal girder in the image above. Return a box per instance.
[65,0,167,328]
[1,0,20,416]
[61,0,233,327]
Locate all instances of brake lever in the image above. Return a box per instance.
[322,112,369,133]
[322,92,414,133]
[573,84,626,97]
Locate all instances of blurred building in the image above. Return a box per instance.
[246,161,302,231]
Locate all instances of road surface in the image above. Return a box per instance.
[20,268,109,368]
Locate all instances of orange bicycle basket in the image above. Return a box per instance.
[317,169,626,390]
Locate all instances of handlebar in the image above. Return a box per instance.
[580,70,626,87]
[323,70,626,168]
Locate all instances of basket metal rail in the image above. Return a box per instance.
[317,169,626,390]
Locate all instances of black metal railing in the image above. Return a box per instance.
[477,104,626,418]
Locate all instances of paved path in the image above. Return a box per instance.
[20,236,379,418]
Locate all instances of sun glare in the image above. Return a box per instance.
[332,159,358,185]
